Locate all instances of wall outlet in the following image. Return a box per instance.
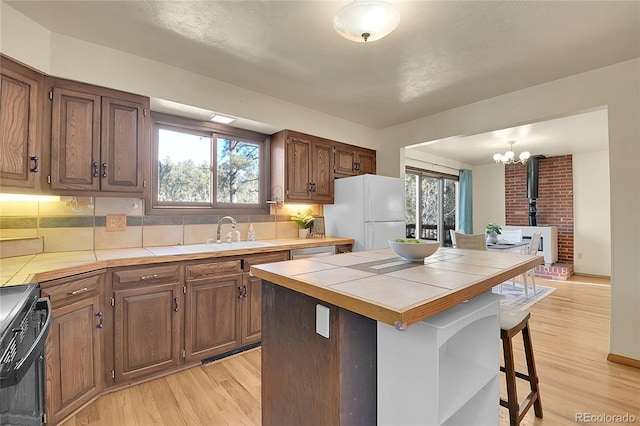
[106,215,127,232]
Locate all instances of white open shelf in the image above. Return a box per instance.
[378,291,501,426]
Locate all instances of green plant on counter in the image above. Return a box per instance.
[291,208,315,229]
[485,223,502,235]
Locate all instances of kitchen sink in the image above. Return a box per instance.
[175,241,274,253]
[214,241,274,250]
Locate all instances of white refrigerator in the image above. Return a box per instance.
[324,174,405,251]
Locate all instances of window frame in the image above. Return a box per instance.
[405,166,459,246]
[147,112,270,215]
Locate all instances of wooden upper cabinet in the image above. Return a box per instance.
[334,142,376,177]
[272,129,335,203]
[311,138,334,202]
[50,87,101,191]
[285,133,313,201]
[356,147,376,175]
[0,56,44,189]
[100,97,145,192]
[46,78,149,195]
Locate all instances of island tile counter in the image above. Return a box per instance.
[252,247,543,426]
[251,246,542,329]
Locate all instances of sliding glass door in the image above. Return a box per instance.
[405,169,458,247]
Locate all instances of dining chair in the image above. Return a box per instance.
[449,229,465,247]
[500,229,523,244]
[502,232,542,299]
[454,232,487,251]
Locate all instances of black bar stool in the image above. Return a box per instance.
[500,307,543,426]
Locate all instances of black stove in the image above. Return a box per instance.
[0,283,51,425]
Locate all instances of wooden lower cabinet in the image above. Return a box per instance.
[110,264,183,384]
[241,251,290,345]
[41,270,105,426]
[41,249,295,423]
[184,260,244,362]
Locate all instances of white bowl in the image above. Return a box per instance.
[388,239,440,262]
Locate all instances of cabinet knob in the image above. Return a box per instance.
[29,156,39,173]
[95,311,104,329]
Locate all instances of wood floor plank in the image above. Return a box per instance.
[62,277,640,426]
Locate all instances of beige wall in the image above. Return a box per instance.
[471,164,505,235]
[573,151,611,276]
[2,2,638,361]
[0,3,377,152]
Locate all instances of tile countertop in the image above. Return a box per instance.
[0,237,354,286]
[251,247,543,329]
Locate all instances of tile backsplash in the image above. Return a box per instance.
[0,197,319,254]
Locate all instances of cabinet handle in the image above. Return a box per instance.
[140,274,158,280]
[92,162,99,177]
[173,298,179,312]
[101,163,108,177]
[354,162,361,171]
[95,311,104,329]
[238,286,244,299]
[69,287,89,295]
[243,285,248,298]
[29,156,39,173]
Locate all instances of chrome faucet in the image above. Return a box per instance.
[216,216,237,243]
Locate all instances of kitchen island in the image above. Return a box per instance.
[251,247,543,426]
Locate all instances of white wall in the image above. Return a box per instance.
[377,60,640,361]
[573,151,611,276]
[2,2,637,361]
[471,164,505,235]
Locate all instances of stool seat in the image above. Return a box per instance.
[500,307,529,332]
[499,307,543,426]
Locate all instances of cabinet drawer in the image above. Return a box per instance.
[186,260,242,281]
[41,270,104,307]
[112,264,182,288]
[242,251,290,272]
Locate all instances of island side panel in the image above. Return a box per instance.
[262,280,377,426]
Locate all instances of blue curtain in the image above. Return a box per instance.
[459,169,473,234]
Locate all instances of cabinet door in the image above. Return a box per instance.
[242,273,262,345]
[50,87,101,191]
[185,273,243,362]
[311,139,334,202]
[356,149,376,175]
[285,134,312,201]
[44,294,103,424]
[100,97,145,192]
[113,282,182,383]
[334,146,356,176]
[0,58,42,188]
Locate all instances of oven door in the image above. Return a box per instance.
[0,298,51,426]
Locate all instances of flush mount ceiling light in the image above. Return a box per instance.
[209,113,237,124]
[493,140,531,165]
[333,0,400,43]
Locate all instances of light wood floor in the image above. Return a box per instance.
[63,276,640,426]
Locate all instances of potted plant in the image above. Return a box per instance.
[291,208,315,238]
[485,223,501,244]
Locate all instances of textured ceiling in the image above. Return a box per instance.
[5,1,638,162]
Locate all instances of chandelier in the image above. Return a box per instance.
[333,0,400,43]
[493,140,530,165]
